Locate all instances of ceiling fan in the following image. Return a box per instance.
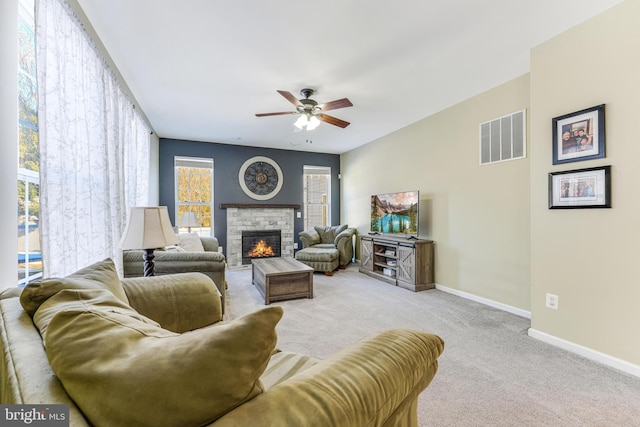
[256,88,353,130]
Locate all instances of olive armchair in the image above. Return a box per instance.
[297,225,356,269]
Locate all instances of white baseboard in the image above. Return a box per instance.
[435,283,640,378]
[528,328,640,379]
[364,273,639,379]
[435,283,531,319]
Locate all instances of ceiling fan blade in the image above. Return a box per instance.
[317,98,353,112]
[319,113,350,128]
[277,90,303,107]
[255,111,298,117]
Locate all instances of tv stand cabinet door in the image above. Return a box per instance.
[397,245,415,284]
[360,238,373,270]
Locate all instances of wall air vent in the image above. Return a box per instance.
[479,109,526,165]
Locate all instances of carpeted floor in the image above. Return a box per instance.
[225,264,640,427]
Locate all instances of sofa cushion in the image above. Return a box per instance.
[19,258,128,317]
[260,351,319,390]
[43,289,283,427]
[314,224,348,243]
[177,232,205,252]
[295,247,339,263]
[313,243,340,250]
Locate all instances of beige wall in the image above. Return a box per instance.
[343,0,640,369]
[342,74,531,311]
[530,0,640,365]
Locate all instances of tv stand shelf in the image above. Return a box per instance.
[359,235,434,292]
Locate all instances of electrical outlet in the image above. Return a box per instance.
[293,242,299,249]
[218,246,223,254]
[545,293,559,310]
[296,211,301,218]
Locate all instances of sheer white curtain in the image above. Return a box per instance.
[36,0,150,277]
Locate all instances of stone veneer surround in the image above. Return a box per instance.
[226,206,295,268]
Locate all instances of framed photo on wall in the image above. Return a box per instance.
[548,165,611,209]
[552,104,605,165]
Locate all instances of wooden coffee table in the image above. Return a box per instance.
[252,257,314,304]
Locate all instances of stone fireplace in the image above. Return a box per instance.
[223,204,298,268]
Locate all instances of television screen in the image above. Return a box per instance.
[370,191,419,236]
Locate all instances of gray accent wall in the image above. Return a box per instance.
[159,138,341,253]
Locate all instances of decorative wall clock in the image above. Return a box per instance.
[238,156,283,200]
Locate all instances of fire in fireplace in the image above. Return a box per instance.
[242,230,281,264]
[247,240,275,258]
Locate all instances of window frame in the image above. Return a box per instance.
[18,0,42,286]
[174,156,214,237]
[303,165,331,229]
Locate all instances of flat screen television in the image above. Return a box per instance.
[370,190,419,237]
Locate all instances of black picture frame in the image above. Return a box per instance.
[548,166,611,209]
[552,104,605,165]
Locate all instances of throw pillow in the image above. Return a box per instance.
[19,258,128,317]
[44,290,283,427]
[34,288,160,342]
[177,232,205,252]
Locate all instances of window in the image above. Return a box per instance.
[18,0,41,286]
[174,157,214,236]
[303,166,331,229]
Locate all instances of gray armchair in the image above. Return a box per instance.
[298,225,356,268]
[122,236,227,311]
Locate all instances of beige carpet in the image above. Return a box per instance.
[225,264,640,427]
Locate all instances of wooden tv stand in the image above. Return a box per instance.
[359,234,434,291]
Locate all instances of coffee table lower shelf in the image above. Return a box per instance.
[252,257,314,304]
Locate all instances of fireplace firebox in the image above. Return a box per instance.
[242,230,281,265]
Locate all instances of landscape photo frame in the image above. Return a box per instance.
[552,104,605,165]
[548,165,611,209]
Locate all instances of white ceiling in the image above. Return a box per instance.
[76,0,622,154]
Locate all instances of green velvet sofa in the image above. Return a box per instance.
[0,259,444,426]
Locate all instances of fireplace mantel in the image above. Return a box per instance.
[220,203,300,209]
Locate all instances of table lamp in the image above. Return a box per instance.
[178,211,200,233]
[119,206,178,277]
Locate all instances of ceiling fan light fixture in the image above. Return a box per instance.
[258,89,351,129]
[294,114,308,130]
[307,115,321,130]
[293,113,321,131]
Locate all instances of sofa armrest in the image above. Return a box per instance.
[200,236,220,252]
[333,227,355,247]
[334,227,356,266]
[298,229,321,249]
[121,273,222,333]
[213,329,444,426]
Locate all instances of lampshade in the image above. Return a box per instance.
[119,206,179,250]
[178,211,200,228]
